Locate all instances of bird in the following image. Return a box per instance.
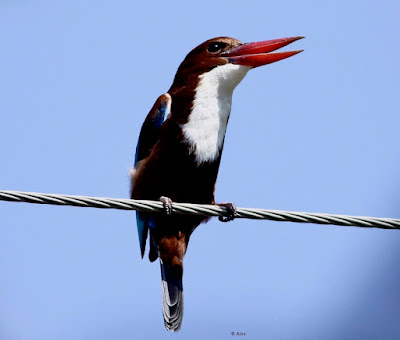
[130,35,303,331]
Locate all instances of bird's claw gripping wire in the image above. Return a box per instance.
[159,196,173,215]
[217,202,237,222]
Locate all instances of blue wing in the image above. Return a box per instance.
[133,93,171,257]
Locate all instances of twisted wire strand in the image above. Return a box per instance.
[1,190,399,230]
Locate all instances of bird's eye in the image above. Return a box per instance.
[207,42,226,54]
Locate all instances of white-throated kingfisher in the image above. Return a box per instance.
[130,36,303,331]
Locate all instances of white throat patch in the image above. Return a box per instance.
[181,63,250,165]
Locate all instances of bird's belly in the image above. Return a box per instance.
[131,151,218,205]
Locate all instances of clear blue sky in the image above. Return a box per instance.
[1,1,399,339]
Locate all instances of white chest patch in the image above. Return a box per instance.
[181,63,250,165]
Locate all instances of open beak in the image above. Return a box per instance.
[223,36,304,68]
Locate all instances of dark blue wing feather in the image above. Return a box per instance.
[134,93,171,166]
[133,93,171,257]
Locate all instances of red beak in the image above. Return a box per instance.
[223,36,304,68]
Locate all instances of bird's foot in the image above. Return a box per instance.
[217,202,237,222]
[159,196,173,215]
